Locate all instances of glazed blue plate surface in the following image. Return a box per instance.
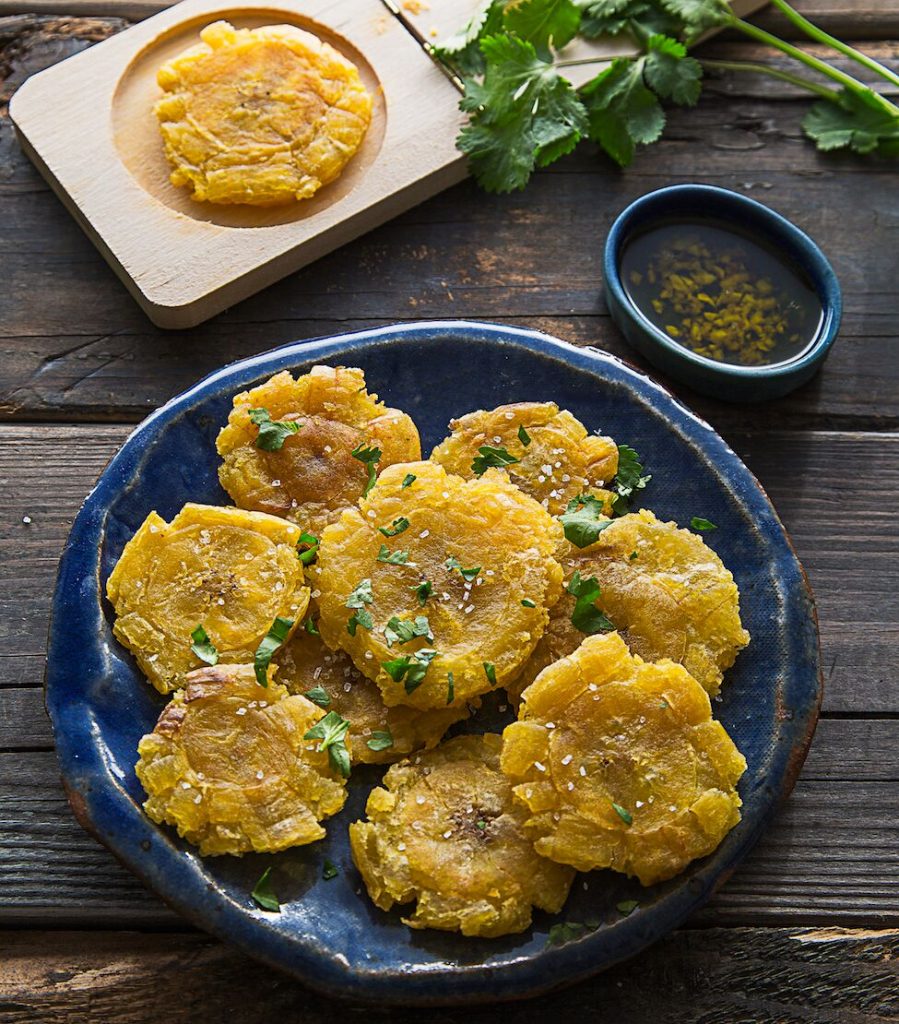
[46,321,821,1004]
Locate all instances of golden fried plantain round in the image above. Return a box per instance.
[155,21,372,205]
[508,509,749,704]
[135,663,348,855]
[430,402,618,516]
[274,626,468,764]
[216,365,421,538]
[501,632,746,886]
[106,503,309,694]
[349,734,575,936]
[313,460,564,710]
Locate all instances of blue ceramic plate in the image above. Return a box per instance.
[46,321,821,1005]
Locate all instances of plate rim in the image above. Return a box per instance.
[44,319,823,1004]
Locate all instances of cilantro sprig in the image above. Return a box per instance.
[351,442,382,497]
[471,444,520,476]
[248,408,301,451]
[567,571,614,634]
[251,868,280,912]
[437,0,899,192]
[559,494,614,547]
[254,616,294,686]
[384,615,433,647]
[304,710,352,777]
[382,649,438,694]
[611,445,651,516]
[190,624,218,666]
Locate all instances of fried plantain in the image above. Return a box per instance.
[430,402,618,516]
[313,460,564,710]
[501,632,746,886]
[155,21,372,205]
[508,509,749,704]
[216,365,420,537]
[349,734,575,936]
[135,663,348,855]
[106,503,308,694]
[274,626,469,764]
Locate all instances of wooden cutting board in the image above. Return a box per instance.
[9,0,767,328]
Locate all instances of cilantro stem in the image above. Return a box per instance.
[766,0,899,90]
[700,58,842,103]
[732,17,899,116]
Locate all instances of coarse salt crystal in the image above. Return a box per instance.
[271,479,281,487]
[311,589,321,599]
[579,765,587,776]
[504,412,515,420]
[324,445,332,453]
[367,510,376,519]
[443,830,452,839]
[561,754,573,765]
[181,782,191,790]
[22,515,32,524]
[465,605,474,614]
[561,474,570,483]
[415,795,426,805]
[567,781,575,791]
[236,707,247,716]
[313,666,322,680]
[419,529,430,539]
[534,761,546,772]
[194,794,202,804]
[256,770,264,780]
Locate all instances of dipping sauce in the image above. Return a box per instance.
[620,220,824,367]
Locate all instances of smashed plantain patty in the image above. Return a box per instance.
[501,632,746,886]
[274,625,469,765]
[313,460,564,711]
[155,21,372,205]
[136,663,348,855]
[430,401,618,516]
[508,509,749,704]
[349,733,575,936]
[216,365,421,538]
[106,503,309,694]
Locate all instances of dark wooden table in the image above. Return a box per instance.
[1,3,898,1020]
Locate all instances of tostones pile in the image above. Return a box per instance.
[155,20,372,206]
[109,364,750,937]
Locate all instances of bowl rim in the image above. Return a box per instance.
[603,183,842,380]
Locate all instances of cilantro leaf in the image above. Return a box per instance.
[379,517,410,538]
[434,0,505,75]
[367,729,394,752]
[567,571,614,634]
[248,408,301,452]
[254,616,294,686]
[547,920,599,945]
[382,649,438,694]
[612,801,633,824]
[579,0,679,39]
[522,597,537,607]
[483,661,498,686]
[297,531,319,566]
[304,616,320,636]
[690,516,717,531]
[303,685,330,708]
[351,442,382,497]
[347,609,373,636]
[458,34,589,192]
[402,473,417,488]
[617,899,639,915]
[803,87,899,155]
[346,578,373,609]
[559,494,614,548]
[445,556,481,581]
[658,0,730,36]
[304,710,352,777]
[384,614,433,647]
[251,867,280,912]
[470,441,522,475]
[644,34,702,106]
[377,544,409,565]
[582,56,665,166]
[611,444,651,514]
[410,580,432,607]
[446,671,455,705]
[322,859,339,880]
[190,624,218,666]
[518,424,532,446]
[503,0,582,53]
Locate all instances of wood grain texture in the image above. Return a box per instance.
[2,426,896,712]
[1,926,897,1020]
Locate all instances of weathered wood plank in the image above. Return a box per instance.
[1,721,897,926]
[2,426,897,713]
[0,926,897,1020]
[0,18,897,429]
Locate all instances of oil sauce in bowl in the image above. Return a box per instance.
[620,220,824,368]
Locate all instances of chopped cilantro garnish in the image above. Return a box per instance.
[254,616,294,686]
[297,531,320,566]
[190,624,218,666]
[347,609,373,636]
[381,649,437,694]
[346,578,373,609]
[471,444,520,476]
[351,442,382,497]
[690,516,717,532]
[521,598,536,608]
[616,899,639,916]
[547,920,599,946]
[322,859,339,880]
[248,408,301,452]
[377,543,409,565]
[559,494,613,548]
[445,556,481,581]
[567,571,614,634]
[446,671,455,705]
[483,661,497,686]
[251,867,280,912]
[304,616,320,636]
[304,710,351,777]
[379,517,410,538]
[611,802,633,825]
[611,444,651,515]
[303,685,330,708]
[367,729,394,752]
[401,473,417,488]
[410,580,432,607]
[384,614,433,647]
[629,550,639,561]
[517,424,532,446]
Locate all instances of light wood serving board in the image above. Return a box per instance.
[9,0,767,328]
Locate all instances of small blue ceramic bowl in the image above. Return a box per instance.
[603,184,841,402]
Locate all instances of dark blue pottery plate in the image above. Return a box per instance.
[46,321,821,1005]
